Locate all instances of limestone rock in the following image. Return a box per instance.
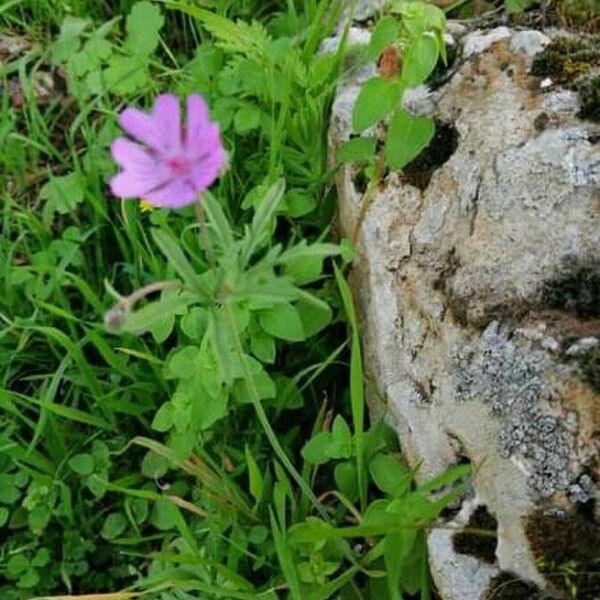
[329,21,600,600]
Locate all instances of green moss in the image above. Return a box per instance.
[482,572,544,600]
[452,505,498,563]
[578,74,600,122]
[525,505,600,599]
[531,36,600,88]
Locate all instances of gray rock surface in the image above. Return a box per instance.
[328,20,600,600]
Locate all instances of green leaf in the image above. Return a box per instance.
[119,294,189,336]
[101,512,127,540]
[40,173,86,229]
[28,507,51,534]
[302,432,333,464]
[131,498,149,524]
[505,0,535,12]
[245,445,264,504]
[241,179,286,265]
[7,554,28,576]
[234,105,261,133]
[402,34,439,88]
[70,37,112,76]
[386,109,434,170]
[68,453,95,476]
[338,137,377,164]
[270,510,303,600]
[296,294,332,337]
[180,307,209,341]
[233,359,276,403]
[104,55,150,95]
[0,476,20,504]
[369,454,411,497]
[251,330,276,364]
[151,498,179,530]
[352,77,402,132]
[141,451,169,479]
[259,303,305,342]
[31,548,50,568]
[286,190,317,218]
[151,228,202,292]
[368,16,399,60]
[384,531,406,600]
[165,346,199,379]
[417,463,472,494]
[51,16,88,64]
[391,1,445,36]
[330,416,353,458]
[17,568,40,589]
[0,507,8,526]
[334,461,358,502]
[151,402,174,432]
[201,393,229,429]
[125,1,164,56]
[284,256,323,285]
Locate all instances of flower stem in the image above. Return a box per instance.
[104,280,181,330]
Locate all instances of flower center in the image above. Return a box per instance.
[166,157,189,175]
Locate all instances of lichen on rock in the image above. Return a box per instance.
[455,323,586,499]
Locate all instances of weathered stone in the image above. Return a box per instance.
[328,19,600,600]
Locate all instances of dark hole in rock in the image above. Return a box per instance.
[400,121,459,190]
[352,169,369,194]
[482,572,545,600]
[525,503,600,599]
[534,112,551,131]
[452,505,498,563]
[542,259,600,318]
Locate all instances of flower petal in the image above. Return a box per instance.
[190,148,226,191]
[119,108,164,150]
[185,94,210,148]
[143,178,198,208]
[152,94,182,154]
[109,138,171,198]
[111,138,153,168]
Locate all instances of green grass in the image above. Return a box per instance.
[0,1,474,598]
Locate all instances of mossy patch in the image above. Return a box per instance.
[531,36,600,122]
[525,505,600,599]
[553,0,600,33]
[482,571,544,600]
[578,74,600,122]
[542,260,600,319]
[452,505,498,563]
[531,36,600,88]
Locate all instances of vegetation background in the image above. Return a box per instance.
[0,0,594,599]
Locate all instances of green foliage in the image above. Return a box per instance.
[344,2,446,176]
[0,1,473,598]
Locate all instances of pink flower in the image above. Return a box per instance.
[110,94,226,208]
